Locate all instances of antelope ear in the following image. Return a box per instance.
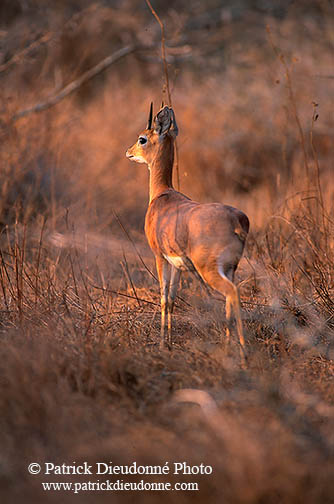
[169,108,178,138]
[154,106,172,137]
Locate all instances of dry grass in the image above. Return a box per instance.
[0,1,334,503]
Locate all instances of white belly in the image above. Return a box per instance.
[163,255,187,270]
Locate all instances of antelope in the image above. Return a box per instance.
[126,104,249,363]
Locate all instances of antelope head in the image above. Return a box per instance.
[126,103,178,166]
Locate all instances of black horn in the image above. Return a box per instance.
[147,102,153,129]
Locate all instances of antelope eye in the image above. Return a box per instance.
[138,136,147,145]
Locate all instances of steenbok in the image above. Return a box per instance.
[126,104,249,363]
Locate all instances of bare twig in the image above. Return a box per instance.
[121,250,141,308]
[12,44,139,122]
[145,0,180,190]
[145,0,171,106]
[0,32,53,74]
[111,208,157,282]
[90,283,160,307]
[0,5,98,75]
[34,216,47,307]
[310,102,328,251]
[0,250,9,311]
[266,26,310,181]
[65,210,79,299]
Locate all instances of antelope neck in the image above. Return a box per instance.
[148,137,174,203]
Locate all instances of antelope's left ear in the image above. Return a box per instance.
[169,108,178,138]
[154,106,178,139]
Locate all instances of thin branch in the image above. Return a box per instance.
[0,6,98,76]
[121,250,141,308]
[111,208,157,282]
[145,0,171,107]
[145,0,180,190]
[266,26,310,180]
[0,32,53,74]
[12,44,139,122]
[310,102,328,251]
[90,283,160,307]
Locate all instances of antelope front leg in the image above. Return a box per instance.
[225,291,247,368]
[232,287,247,367]
[156,256,171,349]
[167,267,181,346]
[225,296,232,347]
